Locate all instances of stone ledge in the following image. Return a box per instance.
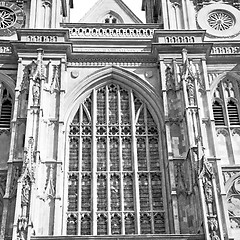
[31,234,205,240]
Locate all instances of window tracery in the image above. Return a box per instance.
[67,83,165,235]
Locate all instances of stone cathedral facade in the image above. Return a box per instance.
[0,0,240,239]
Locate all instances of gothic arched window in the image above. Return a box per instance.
[0,82,12,129]
[212,79,240,164]
[67,83,165,235]
[212,79,240,127]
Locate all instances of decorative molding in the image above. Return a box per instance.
[211,46,240,55]
[69,27,154,39]
[0,46,11,54]
[67,61,157,67]
[165,36,195,43]
[26,35,58,42]
[74,47,149,53]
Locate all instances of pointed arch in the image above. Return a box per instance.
[0,72,15,97]
[64,78,167,235]
[63,66,164,130]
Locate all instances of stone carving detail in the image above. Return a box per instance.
[40,164,55,201]
[232,128,240,136]
[49,65,60,93]
[216,128,228,137]
[181,49,196,105]
[227,175,240,229]
[0,46,11,54]
[165,65,175,91]
[16,0,24,8]
[9,166,22,199]
[223,171,238,185]
[22,137,35,182]
[27,35,57,42]
[21,49,45,106]
[17,175,32,240]
[199,152,221,240]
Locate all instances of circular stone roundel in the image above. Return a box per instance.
[197,3,240,38]
[0,2,24,36]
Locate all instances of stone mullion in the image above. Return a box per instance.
[105,86,111,235]
[130,90,140,234]
[92,89,98,235]
[118,87,125,235]
[78,105,82,235]
[144,105,154,233]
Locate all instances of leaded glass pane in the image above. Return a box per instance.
[81,214,91,235]
[110,138,119,171]
[68,174,78,211]
[124,174,134,211]
[82,138,91,171]
[140,213,152,234]
[69,138,79,171]
[81,174,91,211]
[108,84,118,124]
[125,213,135,234]
[111,213,121,235]
[151,173,163,210]
[122,138,132,171]
[120,89,130,124]
[154,213,165,234]
[97,138,107,171]
[97,174,107,211]
[110,174,121,211]
[137,138,147,171]
[97,88,106,124]
[139,174,150,211]
[97,214,108,235]
[149,137,160,171]
[67,214,78,235]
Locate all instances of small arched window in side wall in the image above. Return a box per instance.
[0,83,13,129]
[227,100,240,125]
[212,100,225,126]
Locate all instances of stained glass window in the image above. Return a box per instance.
[67,83,165,235]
